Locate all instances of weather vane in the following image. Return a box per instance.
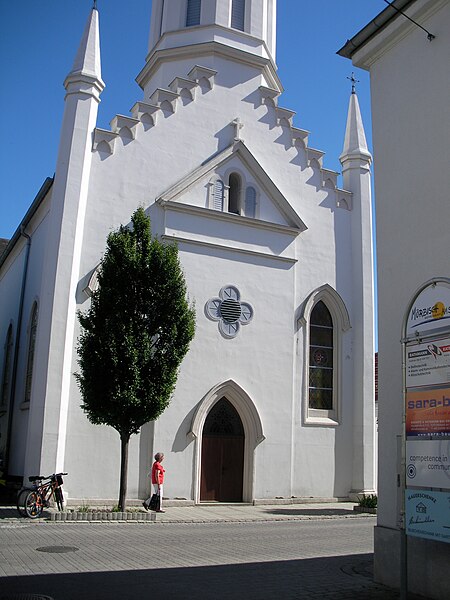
[347,72,359,94]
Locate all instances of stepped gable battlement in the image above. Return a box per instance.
[92,67,352,211]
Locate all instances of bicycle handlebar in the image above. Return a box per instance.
[28,472,68,483]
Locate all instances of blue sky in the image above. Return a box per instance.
[0,1,384,239]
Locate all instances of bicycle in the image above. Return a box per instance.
[17,472,67,519]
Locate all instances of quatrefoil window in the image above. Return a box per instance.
[205,285,254,338]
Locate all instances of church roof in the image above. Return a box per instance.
[0,178,53,270]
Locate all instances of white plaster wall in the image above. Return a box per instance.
[367,1,450,530]
[0,205,50,477]
[61,46,363,501]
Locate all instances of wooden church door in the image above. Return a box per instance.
[200,397,244,502]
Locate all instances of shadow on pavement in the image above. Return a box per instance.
[0,553,414,600]
[264,508,356,517]
[0,507,20,519]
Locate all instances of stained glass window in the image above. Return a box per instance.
[309,301,333,410]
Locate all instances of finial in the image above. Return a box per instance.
[347,72,359,95]
[232,117,244,142]
[93,0,97,9]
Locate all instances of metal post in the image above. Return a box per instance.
[400,337,408,599]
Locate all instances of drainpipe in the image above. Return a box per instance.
[4,227,32,479]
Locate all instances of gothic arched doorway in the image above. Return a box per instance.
[200,397,244,502]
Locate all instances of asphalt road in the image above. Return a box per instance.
[0,518,416,599]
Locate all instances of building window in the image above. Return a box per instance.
[309,301,333,410]
[1,325,13,409]
[186,0,201,27]
[212,179,224,211]
[24,303,38,404]
[231,0,245,31]
[245,186,256,218]
[228,173,241,214]
[299,285,350,425]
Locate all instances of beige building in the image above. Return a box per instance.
[340,1,450,598]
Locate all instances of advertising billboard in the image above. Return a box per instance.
[406,387,450,437]
[406,490,450,544]
[406,338,450,388]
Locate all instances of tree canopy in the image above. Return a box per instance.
[75,207,195,508]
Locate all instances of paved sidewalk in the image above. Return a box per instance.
[0,501,374,523]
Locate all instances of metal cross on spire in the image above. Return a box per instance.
[347,72,360,94]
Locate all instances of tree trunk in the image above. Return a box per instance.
[118,433,130,512]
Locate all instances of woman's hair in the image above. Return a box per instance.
[154,452,164,462]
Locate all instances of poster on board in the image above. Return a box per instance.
[406,439,450,488]
[406,490,450,544]
[406,387,450,437]
[406,338,450,388]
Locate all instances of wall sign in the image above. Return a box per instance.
[406,387,450,437]
[406,281,450,337]
[405,490,450,544]
[406,337,450,388]
[406,440,450,488]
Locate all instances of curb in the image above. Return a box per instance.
[50,511,156,522]
[353,506,377,515]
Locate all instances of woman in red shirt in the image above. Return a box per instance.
[143,452,165,512]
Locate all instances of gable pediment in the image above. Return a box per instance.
[156,141,307,233]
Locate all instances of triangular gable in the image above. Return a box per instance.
[156,140,307,232]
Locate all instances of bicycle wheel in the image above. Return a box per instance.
[16,487,34,517]
[54,486,64,511]
[24,490,44,518]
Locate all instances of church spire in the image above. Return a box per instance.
[64,6,104,100]
[340,88,371,165]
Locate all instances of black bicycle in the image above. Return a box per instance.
[17,472,67,518]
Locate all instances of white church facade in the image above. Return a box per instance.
[0,0,376,504]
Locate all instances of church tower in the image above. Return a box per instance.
[340,84,376,496]
[25,7,104,476]
[137,0,280,98]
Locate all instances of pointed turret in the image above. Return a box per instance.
[340,90,372,165]
[64,7,105,100]
[25,8,104,477]
[340,87,376,499]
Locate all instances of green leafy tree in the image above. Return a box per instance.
[75,208,195,510]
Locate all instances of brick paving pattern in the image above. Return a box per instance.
[0,504,429,599]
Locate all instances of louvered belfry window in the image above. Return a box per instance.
[213,180,224,211]
[186,0,201,27]
[245,186,256,218]
[231,0,245,31]
[309,301,333,410]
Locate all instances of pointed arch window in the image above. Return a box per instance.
[309,301,334,411]
[24,303,38,405]
[245,186,256,218]
[186,0,201,27]
[231,0,245,31]
[1,325,13,410]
